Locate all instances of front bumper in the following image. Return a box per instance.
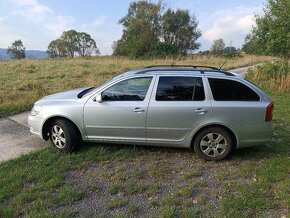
[28,114,44,139]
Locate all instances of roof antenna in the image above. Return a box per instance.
[219,59,228,70]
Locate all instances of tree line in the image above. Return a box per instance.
[6,0,289,60]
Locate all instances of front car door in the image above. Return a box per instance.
[146,75,212,143]
[84,76,155,142]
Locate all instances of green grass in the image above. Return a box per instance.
[216,89,290,217]
[0,58,289,217]
[0,146,138,217]
[1,89,289,217]
[106,198,128,210]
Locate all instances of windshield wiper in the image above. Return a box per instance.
[77,87,95,98]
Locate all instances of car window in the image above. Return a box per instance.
[156,77,205,101]
[208,78,260,101]
[102,77,152,101]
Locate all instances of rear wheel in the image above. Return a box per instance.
[193,127,233,161]
[50,119,80,153]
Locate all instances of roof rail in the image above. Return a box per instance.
[143,65,219,70]
[135,68,235,76]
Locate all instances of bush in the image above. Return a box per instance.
[246,60,290,92]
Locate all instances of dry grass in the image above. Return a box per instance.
[246,60,290,92]
[0,55,272,117]
[249,70,290,92]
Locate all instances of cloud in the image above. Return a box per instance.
[9,0,73,34]
[0,23,21,48]
[0,17,7,22]
[10,0,53,21]
[204,14,254,41]
[199,7,260,50]
[80,16,122,55]
[44,15,75,37]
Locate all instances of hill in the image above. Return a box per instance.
[0,48,48,60]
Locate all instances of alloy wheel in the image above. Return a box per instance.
[51,125,66,149]
[200,133,227,158]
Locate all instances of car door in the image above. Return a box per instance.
[83,76,155,141]
[146,76,212,142]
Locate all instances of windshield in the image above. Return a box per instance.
[78,73,125,98]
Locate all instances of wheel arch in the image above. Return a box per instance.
[42,116,83,141]
[190,124,238,149]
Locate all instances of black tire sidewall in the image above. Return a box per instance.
[50,119,79,153]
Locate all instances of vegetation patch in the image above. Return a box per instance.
[246,60,290,92]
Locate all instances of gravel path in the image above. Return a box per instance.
[0,112,48,162]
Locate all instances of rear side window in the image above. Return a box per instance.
[208,78,260,101]
[156,77,205,101]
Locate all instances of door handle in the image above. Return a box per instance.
[195,108,208,114]
[133,107,145,113]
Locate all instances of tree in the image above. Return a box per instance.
[7,40,26,59]
[242,33,262,55]
[243,0,290,59]
[210,38,225,55]
[47,30,99,58]
[60,30,79,58]
[113,1,201,58]
[223,46,240,58]
[47,39,68,58]
[76,32,99,57]
[162,9,201,54]
[114,1,162,58]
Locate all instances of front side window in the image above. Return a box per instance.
[156,77,205,101]
[208,78,260,101]
[102,77,152,101]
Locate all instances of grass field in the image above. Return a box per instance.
[1,55,289,217]
[0,55,272,117]
[0,90,289,217]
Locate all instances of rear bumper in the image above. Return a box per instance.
[236,122,273,148]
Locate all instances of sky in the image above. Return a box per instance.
[0,0,266,55]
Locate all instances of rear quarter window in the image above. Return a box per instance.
[208,78,260,101]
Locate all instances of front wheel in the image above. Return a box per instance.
[193,127,234,161]
[50,119,80,153]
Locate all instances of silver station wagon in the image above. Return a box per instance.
[28,66,274,160]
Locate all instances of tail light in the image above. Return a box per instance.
[265,102,274,122]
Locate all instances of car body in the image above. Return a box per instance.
[28,66,274,160]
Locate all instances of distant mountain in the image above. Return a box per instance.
[0,48,48,60]
[0,48,10,59]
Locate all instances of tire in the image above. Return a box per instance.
[193,127,234,161]
[50,119,80,153]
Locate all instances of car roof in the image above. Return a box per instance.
[121,66,244,79]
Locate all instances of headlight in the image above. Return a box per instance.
[31,105,42,116]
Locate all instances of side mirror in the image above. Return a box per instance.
[94,93,102,103]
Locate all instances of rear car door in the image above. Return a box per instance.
[146,75,212,142]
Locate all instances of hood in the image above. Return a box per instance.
[37,87,88,103]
